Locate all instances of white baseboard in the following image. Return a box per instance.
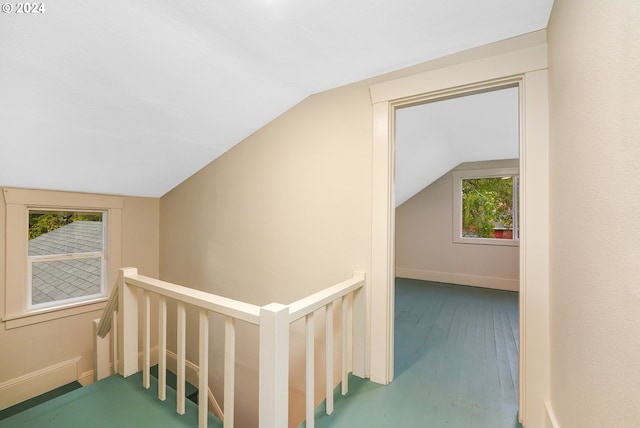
[545,401,560,428]
[395,267,519,292]
[1,348,224,422]
[78,370,95,386]
[0,357,80,411]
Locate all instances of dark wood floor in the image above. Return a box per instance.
[311,278,521,428]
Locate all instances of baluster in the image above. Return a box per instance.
[352,285,366,377]
[143,290,151,389]
[199,309,209,428]
[112,312,118,375]
[306,312,315,428]
[176,302,186,415]
[341,295,348,395]
[325,302,334,415]
[224,317,236,428]
[158,296,167,401]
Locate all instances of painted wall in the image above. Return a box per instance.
[396,160,519,291]
[160,81,374,427]
[0,193,159,397]
[159,35,550,427]
[548,1,640,427]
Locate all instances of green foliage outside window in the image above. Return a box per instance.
[28,211,103,240]
[462,177,514,239]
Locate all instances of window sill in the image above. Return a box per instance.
[453,237,520,247]
[2,298,108,329]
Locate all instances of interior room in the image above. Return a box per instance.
[1,1,639,427]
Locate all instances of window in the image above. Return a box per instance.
[2,188,123,328]
[28,210,106,309]
[453,167,519,246]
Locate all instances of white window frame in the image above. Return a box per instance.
[2,188,123,329]
[27,209,108,311]
[452,167,519,246]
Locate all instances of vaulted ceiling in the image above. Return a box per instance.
[0,0,553,197]
[395,86,519,206]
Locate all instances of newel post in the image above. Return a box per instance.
[117,267,139,377]
[259,303,289,428]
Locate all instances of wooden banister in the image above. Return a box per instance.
[95,268,367,428]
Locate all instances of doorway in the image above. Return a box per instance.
[394,85,520,291]
[393,86,521,423]
[368,39,550,427]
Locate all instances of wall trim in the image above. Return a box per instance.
[370,36,550,425]
[0,357,80,411]
[545,401,560,428]
[395,267,519,292]
[78,370,95,386]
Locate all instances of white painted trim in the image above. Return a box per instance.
[0,357,80,411]
[395,268,519,292]
[370,100,395,385]
[369,33,548,103]
[518,66,550,428]
[2,187,123,328]
[258,303,290,428]
[545,401,561,428]
[370,33,550,427]
[125,273,261,325]
[78,370,95,386]
[3,300,108,329]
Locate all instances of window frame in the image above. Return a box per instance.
[452,166,519,246]
[2,188,123,329]
[27,208,108,311]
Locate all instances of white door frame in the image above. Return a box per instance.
[368,31,550,427]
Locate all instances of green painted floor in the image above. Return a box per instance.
[308,278,522,428]
[0,371,222,428]
[0,382,82,421]
[3,279,519,428]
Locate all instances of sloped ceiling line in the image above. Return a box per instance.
[0,1,552,197]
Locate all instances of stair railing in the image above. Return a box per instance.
[95,267,366,428]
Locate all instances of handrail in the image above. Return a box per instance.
[288,272,365,323]
[125,274,261,325]
[287,272,366,428]
[95,268,367,428]
[96,280,119,338]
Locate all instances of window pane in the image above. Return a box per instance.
[28,211,103,255]
[461,177,514,239]
[31,257,102,305]
[28,210,105,307]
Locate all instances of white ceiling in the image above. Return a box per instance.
[0,0,553,197]
[395,86,519,206]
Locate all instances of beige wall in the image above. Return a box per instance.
[160,35,550,427]
[0,192,159,396]
[160,82,374,427]
[548,1,640,427]
[396,160,519,291]
[122,196,160,277]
